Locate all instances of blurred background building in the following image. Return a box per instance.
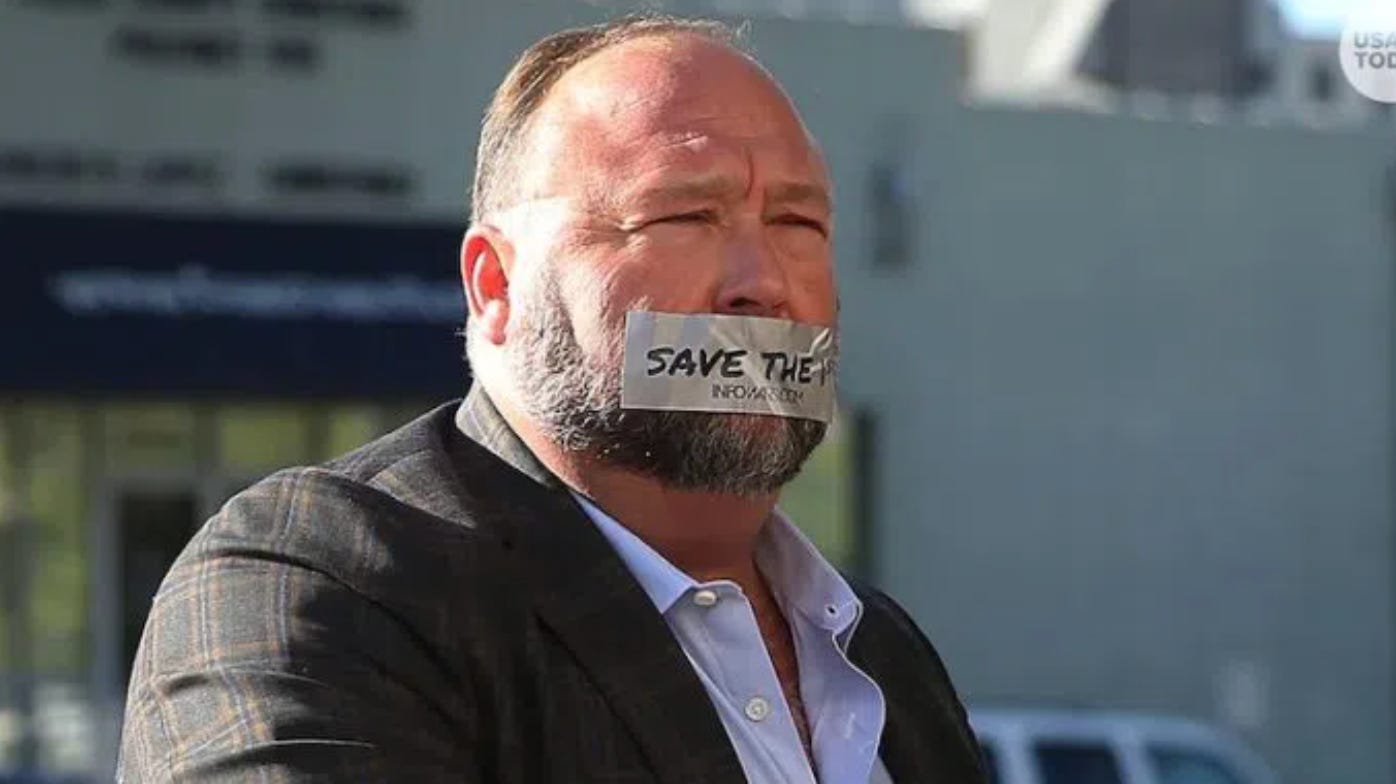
[1,0,1392,782]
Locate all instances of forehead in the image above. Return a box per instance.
[520,35,828,201]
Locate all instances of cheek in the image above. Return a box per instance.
[604,234,724,311]
[779,245,838,323]
[793,273,838,325]
[551,262,644,356]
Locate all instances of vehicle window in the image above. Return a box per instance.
[1148,746,1246,784]
[1033,741,1125,784]
[979,740,1002,784]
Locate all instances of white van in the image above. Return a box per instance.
[970,707,1280,784]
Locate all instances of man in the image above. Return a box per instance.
[119,16,986,784]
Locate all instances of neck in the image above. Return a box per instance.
[492,393,776,583]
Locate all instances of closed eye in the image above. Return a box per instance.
[771,214,829,237]
[653,210,717,226]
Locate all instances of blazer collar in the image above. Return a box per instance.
[452,384,557,489]
[450,386,748,784]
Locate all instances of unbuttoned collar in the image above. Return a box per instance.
[572,491,865,648]
[451,385,864,644]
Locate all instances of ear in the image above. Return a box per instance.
[461,225,513,346]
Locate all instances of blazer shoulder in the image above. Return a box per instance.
[194,401,514,607]
[846,575,920,641]
[202,466,491,597]
[847,576,966,703]
[125,461,494,782]
[319,401,457,483]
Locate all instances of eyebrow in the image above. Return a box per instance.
[630,176,832,213]
[766,181,832,213]
[632,175,737,206]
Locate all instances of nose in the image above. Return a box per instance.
[714,226,789,319]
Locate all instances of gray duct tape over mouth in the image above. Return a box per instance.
[620,311,837,423]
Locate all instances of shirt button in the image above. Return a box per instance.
[693,589,719,607]
[744,696,771,722]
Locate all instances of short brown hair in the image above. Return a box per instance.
[470,15,745,220]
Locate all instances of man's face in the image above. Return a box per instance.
[497,35,837,495]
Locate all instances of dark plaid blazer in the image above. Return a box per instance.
[119,386,986,783]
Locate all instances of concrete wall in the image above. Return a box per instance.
[769,22,1395,781]
[722,17,1396,783]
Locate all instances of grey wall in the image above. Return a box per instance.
[754,19,1395,782]
[895,109,1393,784]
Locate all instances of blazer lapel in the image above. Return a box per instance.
[452,387,747,784]
[848,632,926,783]
[847,592,986,784]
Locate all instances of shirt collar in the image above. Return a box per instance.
[570,491,865,644]
[571,492,696,613]
[756,507,865,641]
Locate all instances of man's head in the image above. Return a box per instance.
[461,16,837,496]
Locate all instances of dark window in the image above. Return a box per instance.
[1148,746,1246,784]
[867,161,913,268]
[1310,62,1335,103]
[979,741,1002,784]
[18,0,107,8]
[0,148,120,183]
[134,0,235,9]
[267,37,320,73]
[849,408,878,578]
[261,0,406,28]
[1034,741,1125,784]
[141,155,223,189]
[119,490,200,677]
[112,27,241,69]
[264,161,413,199]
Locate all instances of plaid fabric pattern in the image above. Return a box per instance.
[118,386,986,783]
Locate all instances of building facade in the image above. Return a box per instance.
[1,2,1392,782]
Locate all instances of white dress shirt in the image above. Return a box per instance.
[572,492,895,784]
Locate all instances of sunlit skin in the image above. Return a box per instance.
[461,34,837,758]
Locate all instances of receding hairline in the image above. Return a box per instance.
[536,31,781,131]
[470,17,758,222]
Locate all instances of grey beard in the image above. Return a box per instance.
[504,273,828,496]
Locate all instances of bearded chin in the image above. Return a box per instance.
[505,276,829,497]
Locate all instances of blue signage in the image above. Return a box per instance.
[1,207,471,397]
